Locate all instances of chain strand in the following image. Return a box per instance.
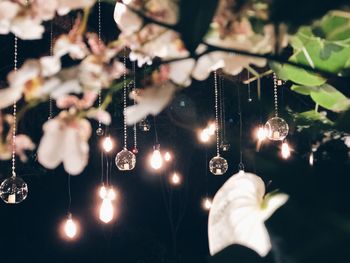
[48,22,53,120]
[123,48,127,149]
[97,0,102,129]
[12,35,18,177]
[132,61,137,150]
[214,71,220,156]
[273,73,279,117]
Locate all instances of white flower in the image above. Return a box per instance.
[114,2,143,36]
[125,82,176,125]
[57,0,96,16]
[37,111,91,175]
[54,35,89,60]
[0,1,19,34]
[208,171,289,257]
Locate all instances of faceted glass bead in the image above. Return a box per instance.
[209,156,228,175]
[138,119,150,132]
[264,117,289,141]
[0,176,28,204]
[220,141,230,152]
[115,149,136,171]
[96,127,104,136]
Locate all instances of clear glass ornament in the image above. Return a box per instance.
[0,176,28,204]
[115,148,136,171]
[209,155,228,175]
[96,127,104,136]
[264,117,289,141]
[220,141,230,152]
[138,119,150,132]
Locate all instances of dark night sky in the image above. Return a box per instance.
[1,3,350,263]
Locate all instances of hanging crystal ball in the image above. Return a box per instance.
[96,127,104,136]
[264,117,289,141]
[115,148,136,171]
[139,119,150,132]
[209,155,228,175]
[0,176,28,204]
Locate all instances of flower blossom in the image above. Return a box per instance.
[208,171,289,257]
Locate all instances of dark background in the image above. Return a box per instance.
[1,2,350,263]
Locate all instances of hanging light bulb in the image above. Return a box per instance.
[99,187,116,224]
[170,172,181,186]
[102,136,114,152]
[64,213,78,239]
[281,141,291,159]
[164,152,172,162]
[150,145,163,170]
[309,152,314,166]
[199,128,211,143]
[256,126,267,141]
[207,122,216,136]
[202,197,212,211]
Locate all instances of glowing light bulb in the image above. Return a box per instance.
[281,142,291,159]
[102,136,113,152]
[257,126,267,141]
[164,152,172,162]
[99,198,114,223]
[207,122,216,136]
[99,185,107,199]
[170,173,181,186]
[64,214,77,239]
[150,149,163,170]
[309,152,314,166]
[202,197,212,211]
[199,128,210,143]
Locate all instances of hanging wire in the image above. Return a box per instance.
[11,35,18,178]
[273,73,279,117]
[123,48,128,149]
[153,116,159,145]
[97,0,102,131]
[132,61,137,151]
[218,74,224,144]
[67,173,72,212]
[48,21,54,120]
[237,84,244,171]
[213,71,220,156]
[247,71,252,102]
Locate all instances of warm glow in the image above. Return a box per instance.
[99,198,114,223]
[170,172,181,186]
[207,122,216,136]
[309,152,314,166]
[164,152,172,162]
[150,149,163,170]
[102,136,113,152]
[281,142,291,159]
[64,215,77,239]
[202,197,212,211]
[199,128,211,143]
[257,126,267,141]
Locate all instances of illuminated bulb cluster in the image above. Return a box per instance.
[102,136,114,153]
[198,122,216,143]
[64,213,78,239]
[99,185,117,224]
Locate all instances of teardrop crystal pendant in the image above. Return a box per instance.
[209,155,228,175]
[220,141,230,152]
[138,119,151,132]
[264,117,289,141]
[115,148,136,171]
[0,176,28,204]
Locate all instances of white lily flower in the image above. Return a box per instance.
[208,172,289,257]
[37,111,91,175]
[125,82,176,125]
[0,1,19,34]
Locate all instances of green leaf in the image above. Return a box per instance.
[310,84,350,112]
[296,110,334,126]
[177,0,218,53]
[290,85,318,95]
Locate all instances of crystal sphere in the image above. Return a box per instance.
[115,149,136,171]
[96,127,104,136]
[209,155,228,175]
[0,176,28,204]
[138,119,150,132]
[264,117,289,141]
